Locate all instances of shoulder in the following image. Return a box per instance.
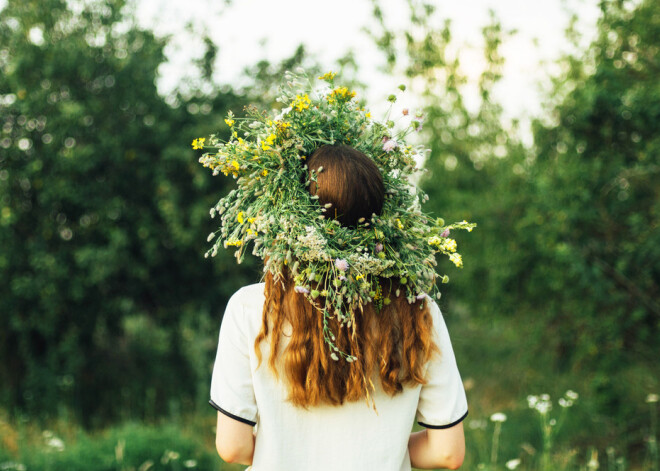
[426,297,441,316]
[425,298,445,326]
[228,282,265,306]
[425,298,453,346]
[223,282,266,332]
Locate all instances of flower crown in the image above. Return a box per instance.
[196,71,475,361]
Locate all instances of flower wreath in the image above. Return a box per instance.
[196,71,475,361]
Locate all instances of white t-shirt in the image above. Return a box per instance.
[210,283,468,471]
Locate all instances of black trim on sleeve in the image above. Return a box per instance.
[418,409,468,429]
[209,399,257,427]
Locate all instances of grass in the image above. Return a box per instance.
[1,315,657,470]
[442,308,660,471]
[0,414,241,471]
[2,392,657,471]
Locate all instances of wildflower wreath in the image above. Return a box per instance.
[196,71,475,361]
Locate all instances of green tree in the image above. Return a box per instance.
[521,0,660,410]
[0,0,256,424]
[370,0,660,448]
[368,1,528,320]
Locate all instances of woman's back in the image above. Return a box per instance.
[210,283,468,471]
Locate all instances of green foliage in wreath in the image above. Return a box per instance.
[196,71,475,360]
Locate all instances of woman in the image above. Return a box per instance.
[209,145,468,470]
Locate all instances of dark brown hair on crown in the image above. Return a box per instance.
[307,145,385,227]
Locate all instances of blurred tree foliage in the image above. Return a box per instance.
[370,0,659,442]
[522,0,659,416]
[0,0,302,425]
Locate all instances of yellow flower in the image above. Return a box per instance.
[231,160,240,170]
[226,238,242,247]
[248,217,256,224]
[318,71,337,81]
[327,87,356,104]
[191,138,205,149]
[246,228,255,236]
[225,118,235,127]
[365,112,371,119]
[428,236,457,253]
[261,133,277,151]
[396,219,403,229]
[275,121,291,134]
[261,169,268,177]
[237,211,245,224]
[449,253,463,268]
[291,94,311,112]
[444,239,457,252]
[356,274,364,281]
[427,236,442,247]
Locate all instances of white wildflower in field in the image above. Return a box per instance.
[161,450,180,465]
[42,430,65,451]
[46,437,65,452]
[536,400,552,415]
[527,395,538,409]
[506,458,521,470]
[528,394,553,415]
[587,450,599,470]
[490,412,507,423]
[559,390,579,407]
[558,398,573,408]
[0,462,27,471]
[646,393,659,403]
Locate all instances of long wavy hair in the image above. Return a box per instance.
[254,145,439,407]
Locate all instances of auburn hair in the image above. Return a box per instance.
[254,145,439,407]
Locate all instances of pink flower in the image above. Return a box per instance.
[383,139,397,152]
[334,258,349,271]
[375,243,384,253]
[339,275,347,281]
[416,293,426,300]
[441,229,450,237]
[294,286,309,294]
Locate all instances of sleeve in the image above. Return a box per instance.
[209,290,258,426]
[416,300,468,429]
